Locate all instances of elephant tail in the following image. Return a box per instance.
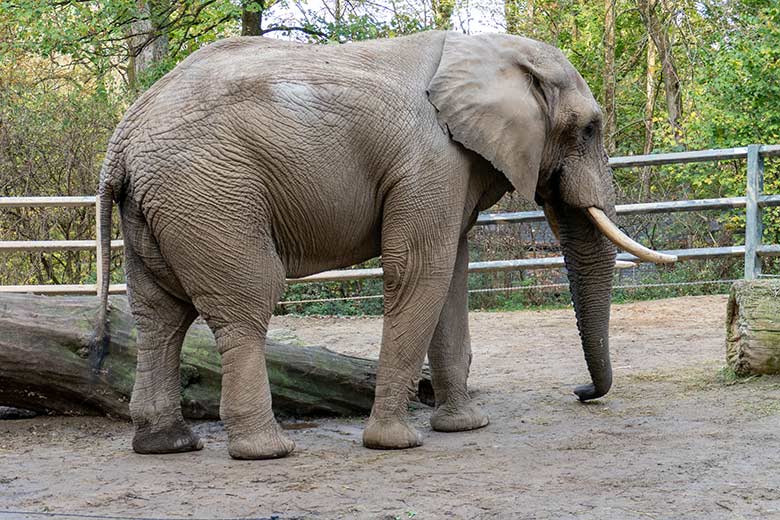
[90,151,124,374]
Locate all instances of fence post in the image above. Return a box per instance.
[95,195,103,296]
[744,144,764,279]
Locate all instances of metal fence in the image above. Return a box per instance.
[2,144,779,299]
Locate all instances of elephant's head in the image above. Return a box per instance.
[428,32,674,401]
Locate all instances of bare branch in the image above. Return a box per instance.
[259,25,327,38]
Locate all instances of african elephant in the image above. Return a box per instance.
[95,30,673,460]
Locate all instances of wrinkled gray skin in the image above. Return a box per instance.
[96,31,616,460]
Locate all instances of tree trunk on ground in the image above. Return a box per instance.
[0,294,433,420]
[726,280,780,375]
[603,0,617,154]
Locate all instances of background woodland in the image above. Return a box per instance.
[1,0,778,313]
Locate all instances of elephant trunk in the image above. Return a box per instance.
[552,203,617,401]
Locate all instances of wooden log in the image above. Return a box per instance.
[0,293,433,419]
[726,279,780,375]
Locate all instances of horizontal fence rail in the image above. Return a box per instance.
[477,194,780,224]
[607,145,780,166]
[0,260,642,297]
[0,196,98,208]
[1,145,778,296]
[0,240,125,252]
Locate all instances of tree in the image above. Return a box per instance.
[639,0,660,198]
[639,0,683,146]
[643,21,658,155]
[241,0,264,36]
[127,0,172,89]
[603,0,617,153]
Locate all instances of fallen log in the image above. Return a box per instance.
[726,279,780,375]
[0,293,433,419]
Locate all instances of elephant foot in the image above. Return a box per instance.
[362,416,423,450]
[430,401,489,432]
[133,420,204,454]
[227,422,295,460]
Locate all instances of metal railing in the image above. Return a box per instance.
[1,144,779,296]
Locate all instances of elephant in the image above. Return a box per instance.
[95,30,673,460]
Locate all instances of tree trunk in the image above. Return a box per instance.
[127,0,170,88]
[0,294,433,420]
[640,0,683,146]
[643,29,657,156]
[241,1,264,36]
[603,0,617,154]
[726,280,780,376]
[641,14,658,198]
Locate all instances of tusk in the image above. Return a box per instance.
[546,203,640,269]
[586,207,677,264]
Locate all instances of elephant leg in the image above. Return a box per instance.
[188,239,294,460]
[363,185,461,450]
[126,248,202,454]
[428,236,489,432]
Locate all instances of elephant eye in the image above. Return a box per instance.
[582,121,597,140]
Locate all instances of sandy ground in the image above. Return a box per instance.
[2,295,780,519]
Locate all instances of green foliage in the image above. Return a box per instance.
[1,0,248,91]
[676,2,780,241]
[1,0,137,77]
[686,2,780,149]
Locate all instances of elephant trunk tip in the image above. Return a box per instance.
[573,377,612,402]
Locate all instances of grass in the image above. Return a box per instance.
[742,397,780,418]
[716,365,762,386]
[620,364,780,396]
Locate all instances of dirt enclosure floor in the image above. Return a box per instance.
[2,295,780,519]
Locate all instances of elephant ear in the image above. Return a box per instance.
[427,32,559,202]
